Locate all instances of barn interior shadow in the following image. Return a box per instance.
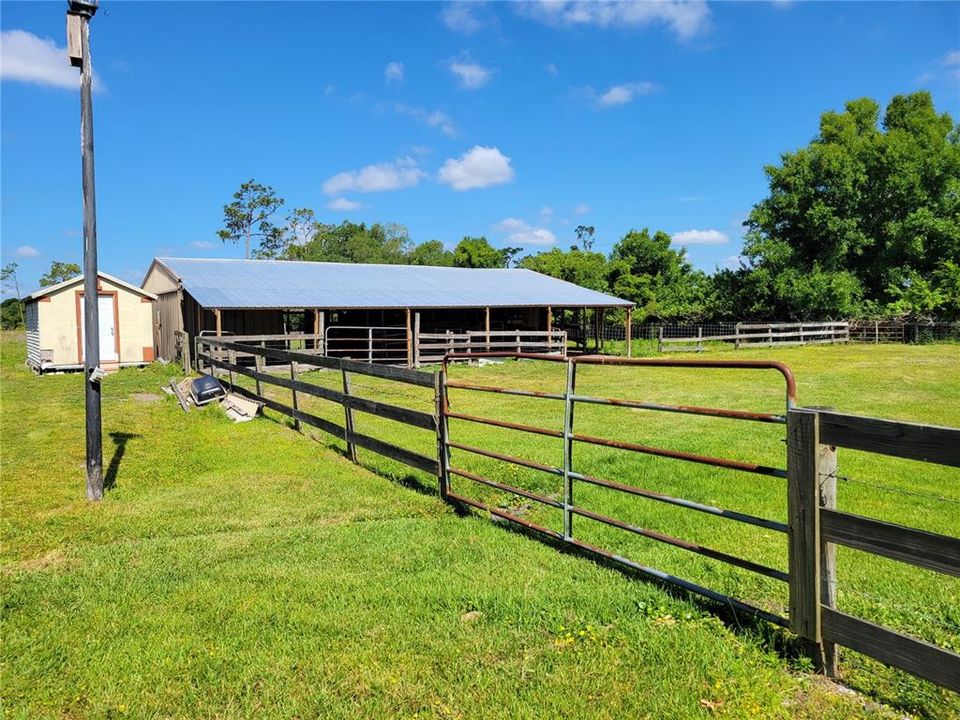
[104,432,141,491]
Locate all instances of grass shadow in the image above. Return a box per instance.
[104,431,141,491]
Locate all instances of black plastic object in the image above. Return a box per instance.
[190,375,225,405]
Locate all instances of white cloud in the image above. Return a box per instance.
[448,54,493,89]
[395,104,457,136]
[671,229,730,246]
[507,227,556,246]
[596,81,659,108]
[190,240,217,250]
[327,197,362,211]
[722,255,744,270]
[492,217,529,232]
[539,206,555,224]
[323,157,426,195]
[943,50,960,66]
[517,1,711,40]
[438,146,515,190]
[493,217,556,246]
[572,203,591,216]
[384,61,404,83]
[545,62,559,76]
[440,2,491,33]
[0,30,101,91]
[14,245,40,258]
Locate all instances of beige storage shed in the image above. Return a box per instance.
[22,272,157,373]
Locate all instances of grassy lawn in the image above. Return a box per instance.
[2,332,956,718]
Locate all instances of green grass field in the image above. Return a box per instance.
[2,331,957,718]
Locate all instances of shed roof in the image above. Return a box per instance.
[23,272,157,302]
[148,257,632,310]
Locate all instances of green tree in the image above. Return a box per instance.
[39,261,81,287]
[263,207,319,258]
[452,236,516,268]
[742,92,960,319]
[285,221,411,264]
[607,229,712,321]
[1,263,24,327]
[575,224,596,252]
[1,298,24,330]
[407,240,454,266]
[218,179,285,259]
[518,246,609,291]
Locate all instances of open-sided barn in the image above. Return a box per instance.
[142,257,634,366]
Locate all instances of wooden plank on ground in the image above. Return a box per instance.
[821,607,960,692]
[821,508,960,576]
[819,411,960,467]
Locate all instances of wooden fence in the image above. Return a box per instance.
[185,341,959,692]
[194,336,439,477]
[787,408,960,689]
[416,330,567,366]
[658,321,850,352]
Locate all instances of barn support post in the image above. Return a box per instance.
[413,312,421,368]
[626,307,633,358]
[485,307,491,352]
[546,306,553,352]
[406,308,413,368]
[214,308,223,363]
[318,310,326,354]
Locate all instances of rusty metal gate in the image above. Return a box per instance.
[438,352,797,627]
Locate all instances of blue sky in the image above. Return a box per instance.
[2,1,958,293]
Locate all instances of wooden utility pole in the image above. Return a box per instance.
[67,0,103,501]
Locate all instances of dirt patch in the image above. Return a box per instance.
[130,393,162,403]
[5,549,71,575]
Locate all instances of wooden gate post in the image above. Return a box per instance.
[787,407,830,672]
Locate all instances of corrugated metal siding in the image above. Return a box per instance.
[24,301,40,370]
[155,258,632,310]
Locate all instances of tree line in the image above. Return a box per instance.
[2,92,956,331]
[217,92,958,323]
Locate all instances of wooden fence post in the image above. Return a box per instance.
[787,407,829,671]
[435,371,449,499]
[735,322,742,350]
[657,326,664,353]
[227,349,236,389]
[254,353,264,396]
[341,368,357,462]
[696,326,703,352]
[819,436,839,677]
[626,307,633,358]
[290,360,301,432]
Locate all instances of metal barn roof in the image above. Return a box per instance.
[150,258,633,310]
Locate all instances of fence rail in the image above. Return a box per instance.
[194,336,438,477]
[416,329,567,366]
[658,322,850,352]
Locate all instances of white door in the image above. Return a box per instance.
[80,295,119,362]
